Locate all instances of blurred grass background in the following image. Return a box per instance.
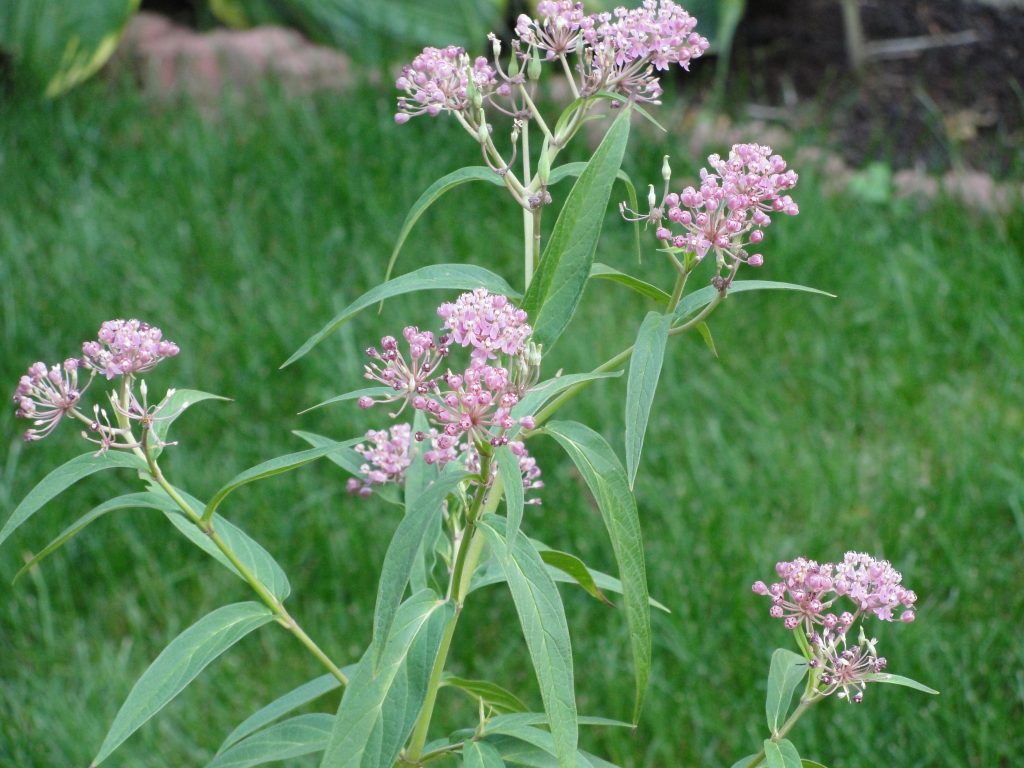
[0,76,1022,768]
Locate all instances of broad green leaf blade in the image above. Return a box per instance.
[0,451,147,549]
[284,265,519,368]
[511,372,622,423]
[624,312,670,488]
[540,550,613,606]
[478,518,577,768]
[371,466,469,660]
[406,408,441,594]
[152,487,291,601]
[292,431,402,506]
[321,590,455,768]
[205,443,349,520]
[480,727,614,768]
[14,492,164,584]
[861,672,939,694]
[92,602,275,766]
[497,446,525,550]
[764,738,801,768]
[464,740,507,768]
[220,674,344,752]
[298,387,394,415]
[384,166,504,284]
[765,648,808,735]
[441,675,528,714]
[542,421,650,723]
[673,281,835,323]
[589,264,671,304]
[151,388,230,458]
[208,714,333,768]
[485,713,630,732]
[730,755,759,768]
[521,109,631,349]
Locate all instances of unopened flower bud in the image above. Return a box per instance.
[490,33,501,61]
[647,184,657,210]
[528,48,542,81]
[477,124,490,145]
[662,155,672,182]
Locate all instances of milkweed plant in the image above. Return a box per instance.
[4,2,937,766]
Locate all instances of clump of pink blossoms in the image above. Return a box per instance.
[81,319,179,380]
[394,46,500,124]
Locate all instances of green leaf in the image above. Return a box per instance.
[547,164,641,260]
[589,264,671,304]
[406,409,442,593]
[695,321,718,358]
[292,431,402,506]
[539,550,612,606]
[151,388,229,458]
[284,264,519,368]
[624,311,670,489]
[478,518,577,768]
[384,166,504,285]
[497,446,525,550]
[91,602,275,766]
[484,713,630,732]
[673,281,835,323]
[480,728,615,768]
[730,755,759,768]
[765,648,808,735]
[14,492,165,584]
[0,451,148,549]
[764,738,801,768]
[511,372,622,423]
[219,674,346,753]
[801,761,829,768]
[541,421,650,723]
[204,442,350,520]
[298,387,394,415]
[320,590,455,768]
[208,714,334,768]
[371,466,469,660]
[862,672,939,695]
[464,740,507,768]
[441,675,528,714]
[521,109,631,349]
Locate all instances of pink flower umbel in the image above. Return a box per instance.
[13,359,85,441]
[81,319,179,380]
[516,1,588,59]
[437,288,533,362]
[361,326,449,414]
[810,627,888,704]
[395,46,498,123]
[347,424,415,497]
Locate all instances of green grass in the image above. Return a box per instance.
[1,78,1022,768]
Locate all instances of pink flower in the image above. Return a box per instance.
[81,319,179,380]
[437,288,533,362]
[395,46,497,123]
[13,358,84,441]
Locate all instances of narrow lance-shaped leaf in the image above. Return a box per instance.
[406,408,440,593]
[766,648,808,735]
[292,431,402,506]
[219,674,344,753]
[673,280,835,323]
[298,386,394,415]
[0,451,148,549]
[441,675,528,715]
[521,108,631,349]
[589,263,671,304]
[861,672,939,695]
[542,421,650,723]
[547,167,642,264]
[730,755,759,768]
[511,371,622,423]
[497,446,525,550]
[764,738,802,768]
[284,264,519,368]
[625,311,670,489]
[478,517,578,768]
[91,602,275,766]
[463,740,507,768]
[384,166,504,284]
[204,442,351,520]
[208,714,334,768]
[540,550,613,606]
[151,388,229,458]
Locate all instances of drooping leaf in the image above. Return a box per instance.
[371,465,468,661]
[673,281,835,323]
[539,550,613,606]
[478,517,577,768]
[91,602,275,766]
[463,739,507,768]
[219,674,345,753]
[511,372,622,423]
[861,672,939,695]
[765,648,808,735]
[763,738,802,768]
[151,388,230,458]
[384,166,504,284]
[0,451,148,549]
[497,446,525,550]
[542,421,650,723]
[521,109,631,349]
[695,321,718,358]
[292,431,402,506]
[14,492,165,584]
[284,265,519,368]
[440,675,528,715]
[208,714,334,768]
[624,311,670,489]
[298,387,394,415]
[204,442,351,520]
[320,590,454,768]
[589,264,671,304]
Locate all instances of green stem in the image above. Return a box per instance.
[518,84,554,142]
[143,450,349,686]
[558,54,580,99]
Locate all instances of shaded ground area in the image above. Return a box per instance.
[732,0,1024,173]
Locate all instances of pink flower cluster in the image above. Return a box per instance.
[360,326,449,413]
[81,319,179,380]
[752,553,917,636]
[437,288,533,362]
[14,359,84,441]
[395,46,499,124]
[654,144,799,270]
[811,628,888,704]
[346,424,414,497]
[515,1,588,59]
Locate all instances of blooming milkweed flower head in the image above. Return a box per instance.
[346,423,415,497]
[437,288,533,362]
[13,358,85,441]
[361,326,450,414]
[81,319,179,380]
[395,46,499,124]
[810,626,888,704]
[516,1,588,60]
